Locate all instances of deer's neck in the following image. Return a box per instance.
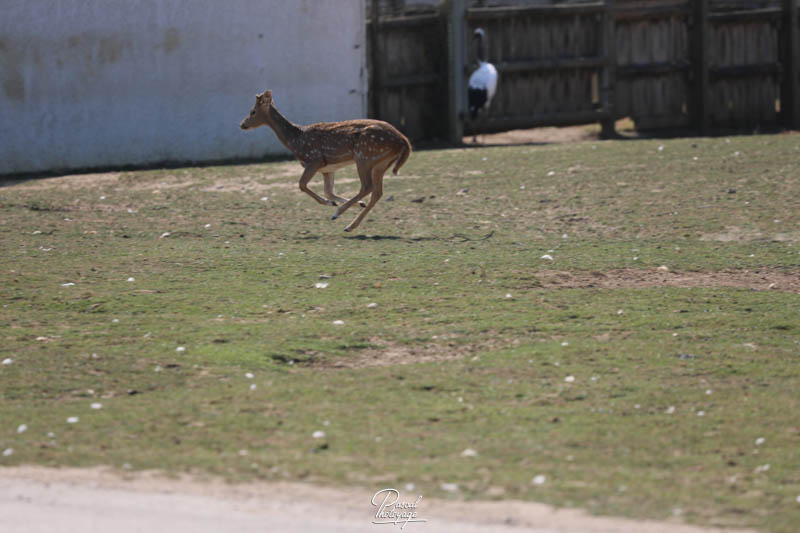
[266,105,303,151]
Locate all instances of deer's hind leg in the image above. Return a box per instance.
[343,155,394,232]
[332,158,373,221]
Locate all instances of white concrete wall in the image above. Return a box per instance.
[0,0,367,175]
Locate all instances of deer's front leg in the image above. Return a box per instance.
[299,162,335,206]
[322,173,349,207]
[323,172,367,209]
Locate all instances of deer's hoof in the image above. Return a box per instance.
[331,214,339,220]
[359,202,367,208]
[343,227,352,232]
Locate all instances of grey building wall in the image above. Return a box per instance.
[0,0,366,175]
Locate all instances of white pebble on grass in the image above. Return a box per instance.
[176,346,185,352]
[249,384,257,391]
[90,403,102,410]
[17,424,27,434]
[127,277,135,282]
[367,303,378,308]
[312,430,326,439]
[505,293,513,299]
[565,375,575,383]
[314,282,329,289]
[441,483,459,493]
[697,411,705,417]
[2,448,12,457]
[540,254,554,261]
[66,416,79,424]
[61,283,75,287]
[245,372,254,379]
[666,406,676,414]
[460,448,478,458]
[532,475,546,485]
[755,437,765,446]
[2,358,13,365]
[333,320,344,325]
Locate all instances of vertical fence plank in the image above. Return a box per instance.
[784,0,800,129]
[693,0,710,134]
[601,0,617,137]
[369,0,381,119]
[448,0,467,143]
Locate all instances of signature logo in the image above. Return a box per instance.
[371,488,427,529]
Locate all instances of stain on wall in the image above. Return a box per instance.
[0,39,25,101]
[160,28,180,54]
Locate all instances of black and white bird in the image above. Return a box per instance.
[467,28,498,142]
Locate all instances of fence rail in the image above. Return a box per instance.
[368,0,800,142]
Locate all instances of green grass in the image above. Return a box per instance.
[1,133,799,531]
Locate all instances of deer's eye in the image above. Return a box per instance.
[250,110,255,116]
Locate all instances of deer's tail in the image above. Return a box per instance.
[392,137,412,175]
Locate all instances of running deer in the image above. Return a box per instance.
[240,90,411,232]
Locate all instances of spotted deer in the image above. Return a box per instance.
[240,90,411,232]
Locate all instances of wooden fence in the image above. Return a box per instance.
[367,0,800,142]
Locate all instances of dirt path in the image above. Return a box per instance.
[0,467,753,533]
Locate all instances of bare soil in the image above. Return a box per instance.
[464,125,604,145]
[0,466,754,533]
[533,268,800,293]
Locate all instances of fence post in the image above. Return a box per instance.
[368,0,381,120]
[692,0,710,135]
[448,0,467,144]
[601,0,617,138]
[783,0,800,129]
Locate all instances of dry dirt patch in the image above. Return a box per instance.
[465,125,602,145]
[318,336,506,369]
[533,268,800,293]
[7,172,123,190]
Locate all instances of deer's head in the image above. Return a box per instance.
[240,90,273,130]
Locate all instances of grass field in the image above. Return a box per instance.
[1,133,799,532]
